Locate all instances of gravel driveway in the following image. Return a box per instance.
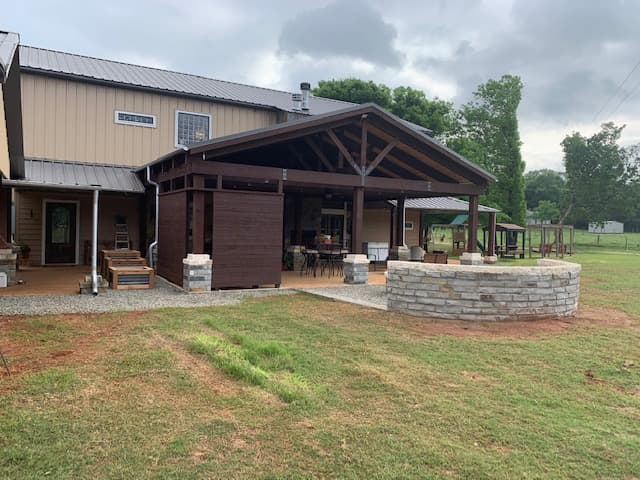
[0,277,292,316]
[0,276,388,317]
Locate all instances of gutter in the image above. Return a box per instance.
[145,166,159,269]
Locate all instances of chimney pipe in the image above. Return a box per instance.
[300,82,311,111]
[292,93,302,111]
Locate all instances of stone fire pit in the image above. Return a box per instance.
[386,258,580,321]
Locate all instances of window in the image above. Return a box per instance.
[114,110,156,128]
[175,110,212,147]
[404,221,414,230]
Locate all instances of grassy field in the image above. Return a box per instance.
[1,252,640,479]
[430,227,640,256]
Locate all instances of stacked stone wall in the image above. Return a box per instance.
[386,259,580,321]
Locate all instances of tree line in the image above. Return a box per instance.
[314,76,526,225]
[314,78,640,229]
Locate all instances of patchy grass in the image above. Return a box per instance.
[1,252,640,478]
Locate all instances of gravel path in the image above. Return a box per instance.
[0,277,293,317]
[298,284,388,310]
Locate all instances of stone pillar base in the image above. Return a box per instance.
[0,249,17,286]
[343,254,370,284]
[183,253,213,292]
[483,255,498,265]
[460,252,483,265]
[388,246,410,261]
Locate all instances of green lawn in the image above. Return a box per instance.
[1,252,639,479]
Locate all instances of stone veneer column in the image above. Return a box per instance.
[183,254,213,292]
[0,248,17,286]
[343,254,370,284]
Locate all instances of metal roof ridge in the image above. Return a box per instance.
[19,45,356,106]
[25,157,139,170]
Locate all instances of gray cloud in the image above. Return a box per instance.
[278,0,404,67]
[412,0,640,124]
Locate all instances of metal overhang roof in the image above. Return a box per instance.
[390,196,499,213]
[2,158,145,193]
[0,31,20,83]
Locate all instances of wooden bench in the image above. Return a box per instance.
[109,266,155,290]
[424,252,448,264]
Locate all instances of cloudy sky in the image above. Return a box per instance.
[6,0,640,171]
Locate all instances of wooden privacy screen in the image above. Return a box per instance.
[211,190,283,289]
[158,191,187,285]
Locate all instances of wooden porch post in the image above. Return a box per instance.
[487,212,496,257]
[396,197,405,246]
[192,175,205,254]
[351,187,364,254]
[294,196,303,245]
[418,211,424,249]
[467,195,479,253]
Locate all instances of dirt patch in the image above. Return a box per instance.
[381,305,636,340]
[0,311,144,382]
[150,333,241,397]
[285,294,636,339]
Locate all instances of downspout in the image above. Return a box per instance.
[146,166,159,268]
[91,188,99,295]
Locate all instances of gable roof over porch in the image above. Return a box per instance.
[142,103,495,199]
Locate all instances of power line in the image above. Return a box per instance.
[608,72,640,118]
[592,57,640,123]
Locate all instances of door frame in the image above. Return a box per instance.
[41,199,80,265]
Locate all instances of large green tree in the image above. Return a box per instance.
[449,75,526,225]
[562,122,637,224]
[312,79,457,137]
[524,169,565,210]
[313,79,392,109]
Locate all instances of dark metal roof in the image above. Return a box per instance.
[0,31,20,83]
[2,158,145,193]
[142,103,496,184]
[391,197,499,213]
[19,45,355,115]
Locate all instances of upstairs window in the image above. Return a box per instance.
[114,110,156,128]
[175,110,212,147]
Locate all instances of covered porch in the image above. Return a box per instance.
[2,158,146,292]
[145,103,495,290]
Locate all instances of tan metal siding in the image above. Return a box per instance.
[15,190,141,265]
[0,87,9,177]
[362,208,421,246]
[21,74,279,166]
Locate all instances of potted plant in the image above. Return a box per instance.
[282,252,294,271]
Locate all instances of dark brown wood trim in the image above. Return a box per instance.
[304,136,335,172]
[167,159,485,196]
[352,187,364,253]
[360,122,368,168]
[467,195,479,253]
[365,140,399,176]
[326,129,361,175]
[286,143,312,170]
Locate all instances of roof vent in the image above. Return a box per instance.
[300,82,311,111]
[292,93,302,111]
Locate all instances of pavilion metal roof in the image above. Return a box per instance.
[400,196,499,213]
[2,158,145,193]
